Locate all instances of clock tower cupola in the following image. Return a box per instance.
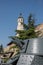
[16,13,24,36]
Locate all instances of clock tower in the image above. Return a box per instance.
[16,13,24,36]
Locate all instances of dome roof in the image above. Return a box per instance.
[26,38,43,55]
[18,13,23,18]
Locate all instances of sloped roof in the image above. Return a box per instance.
[35,24,43,32]
[7,41,15,46]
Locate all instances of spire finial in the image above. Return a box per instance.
[20,13,22,16]
[18,13,23,18]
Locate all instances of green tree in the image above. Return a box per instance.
[10,14,37,40]
[0,44,4,53]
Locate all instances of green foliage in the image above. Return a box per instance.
[28,13,35,28]
[0,44,4,53]
[14,14,37,40]
[3,58,9,63]
[15,28,37,40]
[10,13,37,40]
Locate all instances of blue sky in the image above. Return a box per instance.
[0,0,43,47]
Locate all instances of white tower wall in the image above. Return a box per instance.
[16,14,24,36]
[17,18,24,30]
